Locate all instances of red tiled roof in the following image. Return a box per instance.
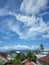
[0,53,7,57]
[27,62,34,65]
[38,54,49,63]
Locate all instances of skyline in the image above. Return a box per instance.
[0,0,49,51]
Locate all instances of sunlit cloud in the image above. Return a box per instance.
[0,45,40,50]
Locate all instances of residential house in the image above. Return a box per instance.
[36,54,46,59]
[0,52,7,62]
[37,54,49,65]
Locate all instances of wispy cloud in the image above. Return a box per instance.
[39,12,49,16]
[42,32,49,38]
[9,13,49,39]
[0,0,49,40]
[8,0,49,39]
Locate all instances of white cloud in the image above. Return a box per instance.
[8,0,49,39]
[0,5,9,16]
[42,31,49,38]
[0,0,17,16]
[32,46,40,50]
[8,13,49,39]
[44,48,49,51]
[13,45,30,50]
[20,0,48,15]
[0,45,40,50]
[0,0,49,40]
[0,29,15,40]
[39,12,49,16]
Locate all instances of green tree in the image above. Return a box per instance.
[16,53,25,61]
[10,58,21,64]
[26,51,32,60]
[10,53,26,64]
[40,44,44,51]
[0,60,5,65]
[26,51,37,62]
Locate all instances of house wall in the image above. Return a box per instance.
[37,60,42,65]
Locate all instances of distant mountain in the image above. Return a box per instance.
[0,48,40,53]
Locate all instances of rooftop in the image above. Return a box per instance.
[38,54,49,63]
[26,62,34,65]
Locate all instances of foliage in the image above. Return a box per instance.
[10,52,37,64]
[10,58,21,64]
[26,51,37,62]
[40,44,44,51]
[0,60,5,65]
[10,53,26,64]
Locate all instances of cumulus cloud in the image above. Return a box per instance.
[0,45,40,50]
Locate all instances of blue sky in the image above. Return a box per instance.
[0,0,49,51]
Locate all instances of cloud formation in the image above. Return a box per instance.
[20,0,48,15]
[0,45,40,51]
[0,0,49,40]
[9,7,49,39]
